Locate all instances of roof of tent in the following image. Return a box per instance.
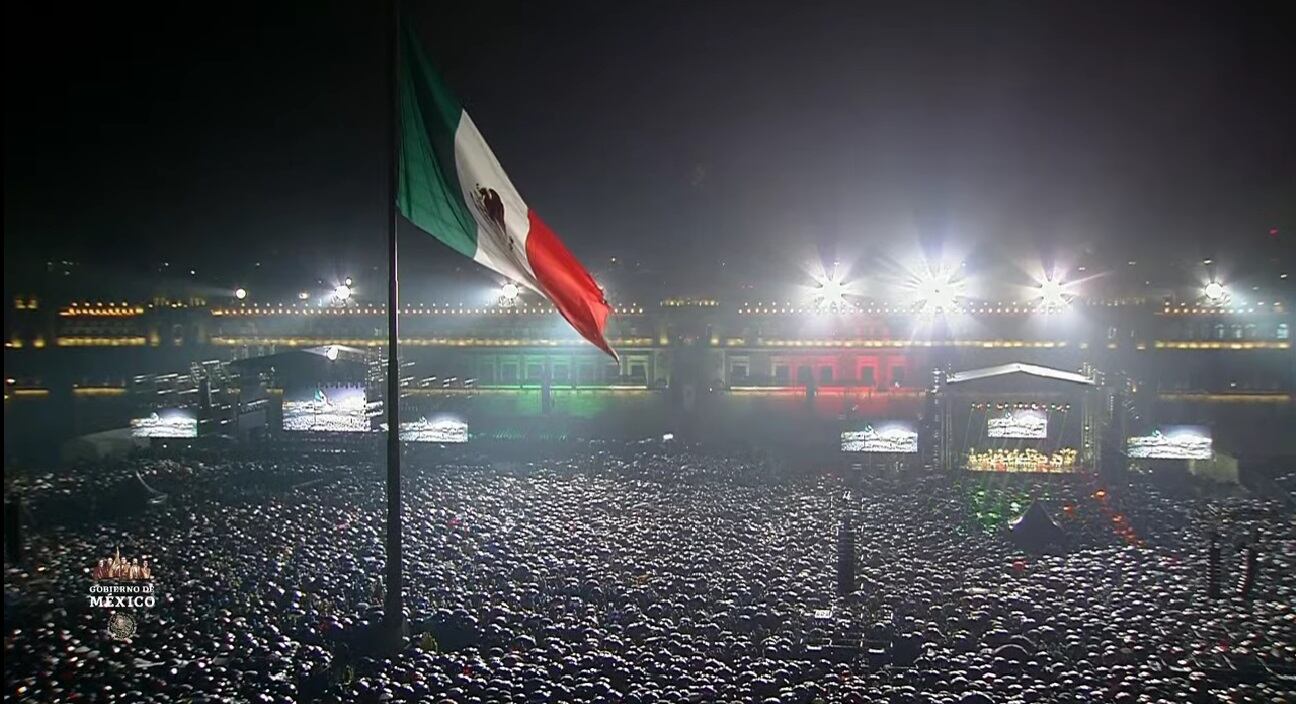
[946,362,1095,387]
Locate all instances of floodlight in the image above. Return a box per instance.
[1037,278,1070,309]
[914,269,962,312]
[1203,281,1226,302]
[325,345,340,361]
[298,291,310,300]
[810,271,850,310]
[501,282,521,302]
[333,284,352,300]
[234,288,247,300]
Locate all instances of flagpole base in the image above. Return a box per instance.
[375,615,409,655]
[341,615,409,658]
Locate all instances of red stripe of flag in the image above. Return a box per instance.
[524,210,617,360]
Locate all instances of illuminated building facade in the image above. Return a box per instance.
[4,292,1292,459]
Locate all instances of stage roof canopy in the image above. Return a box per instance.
[228,345,372,385]
[946,362,1095,387]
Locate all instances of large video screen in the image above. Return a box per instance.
[986,409,1048,439]
[401,416,469,443]
[130,409,198,438]
[1127,425,1212,460]
[841,421,919,453]
[282,385,371,432]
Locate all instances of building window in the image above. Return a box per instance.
[1214,324,1226,340]
[553,364,569,382]
[731,363,748,381]
[891,366,906,387]
[775,365,790,383]
[1230,324,1243,340]
[526,363,543,382]
[501,364,518,383]
[819,366,834,384]
[798,365,813,384]
[630,363,646,381]
[860,366,876,387]
[1277,323,1289,340]
[579,364,595,383]
[479,366,496,384]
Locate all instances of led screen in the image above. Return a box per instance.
[986,409,1048,439]
[1127,425,1212,460]
[841,421,919,453]
[401,416,469,443]
[282,385,370,432]
[130,409,198,438]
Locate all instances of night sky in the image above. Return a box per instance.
[4,1,1293,301]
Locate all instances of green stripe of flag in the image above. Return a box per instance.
[397,23,477,259]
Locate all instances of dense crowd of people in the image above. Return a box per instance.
[4,443,1294,703]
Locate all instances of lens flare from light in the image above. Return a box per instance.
[501,282,521,302]
[333,284,352,300]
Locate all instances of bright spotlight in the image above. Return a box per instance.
[912,267,963,313]
[1037,278,1070,309]
[333,284,352,300]
[234,287,247,300]
[1203,281,1226,302]
[344,276,354,287]
[325,345,340,361]
[297,291,310,300]
[810,271,850,310]
[500,282,521,302]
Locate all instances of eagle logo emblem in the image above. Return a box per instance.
[107,612,137,641]
[474,185,506,232]
[473,185,515,253]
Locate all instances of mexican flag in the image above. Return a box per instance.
[397,25,616,359]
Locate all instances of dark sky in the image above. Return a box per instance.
[5,1,1293,300]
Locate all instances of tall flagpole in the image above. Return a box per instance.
[383,0,405,636]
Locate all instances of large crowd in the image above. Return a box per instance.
[4,443,1294,703]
